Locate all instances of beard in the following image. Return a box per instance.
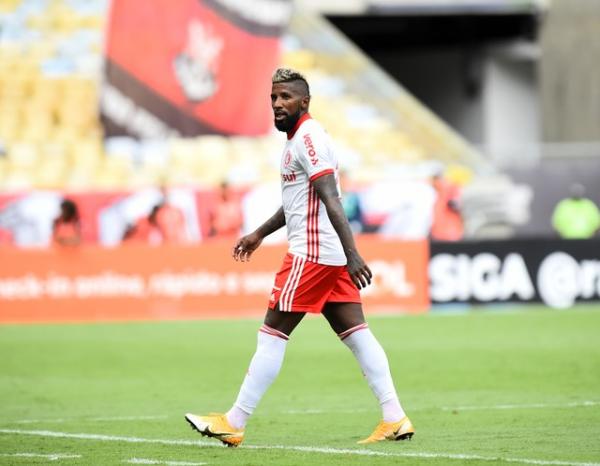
[274,108,301,132]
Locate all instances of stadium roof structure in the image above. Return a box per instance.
[286,12,492,175]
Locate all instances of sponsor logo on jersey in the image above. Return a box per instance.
[281,172,296,182]
[303,133,318,166]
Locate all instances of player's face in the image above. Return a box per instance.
[271,82,309,132]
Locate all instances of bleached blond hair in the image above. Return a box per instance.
[272,68,310,95]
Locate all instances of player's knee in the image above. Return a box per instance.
[324,303,366,334]
[263,307,305,336]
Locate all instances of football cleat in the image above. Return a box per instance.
[358,416,415,444]
[185,412,244,447]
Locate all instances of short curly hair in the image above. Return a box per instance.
[272,68,310,96]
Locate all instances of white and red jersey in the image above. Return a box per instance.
[280,113,346,266]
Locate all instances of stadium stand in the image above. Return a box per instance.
[0,0,487,193]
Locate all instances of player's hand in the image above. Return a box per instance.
[346,250,372,290]
[232,232,263,262]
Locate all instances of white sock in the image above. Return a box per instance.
[339,324,406,423]
[226,325,288,429]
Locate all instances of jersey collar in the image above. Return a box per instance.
[287,113,312,140]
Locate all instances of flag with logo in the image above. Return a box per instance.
[101,0,292,138]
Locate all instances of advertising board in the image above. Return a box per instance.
[430,239,600,308]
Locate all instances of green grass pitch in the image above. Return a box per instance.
[1,305,600,465]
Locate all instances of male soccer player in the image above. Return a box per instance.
[185,68,413,446]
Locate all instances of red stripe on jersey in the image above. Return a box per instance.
[313,188,320,262]
[306,186,319,262]
[310,187,316,261]
[309,168,334,182]
[338,323,369,341]
[306,186,314,261]
[306,187,312,261]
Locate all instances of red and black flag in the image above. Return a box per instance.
[101,0,293,138]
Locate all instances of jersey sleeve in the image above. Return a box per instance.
[295,128,335,182]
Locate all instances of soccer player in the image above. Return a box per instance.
[185,68,414,446]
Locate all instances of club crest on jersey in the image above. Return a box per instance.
[303,133,318,166]
[282,172,296,182]
[283,150,292,167]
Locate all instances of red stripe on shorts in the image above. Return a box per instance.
[280,255,305,312]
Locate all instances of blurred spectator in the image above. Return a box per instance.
[122,205,163,245]
[430,172,464,241]
[52,199,81,246]
[209,181,243,239]
[340,170,365,233]
[155,196,188,244]
[379,180,436,239]
[241,181,286,244]
[552,184,600,239]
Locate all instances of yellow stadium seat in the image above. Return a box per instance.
[53,126,84,144]
[0,0,20,14]
[282,50,316,71]
[3,168,34,191]
[445,164,474,186]
[81,15,104,29]
[0,158,7,183]
[72,140,103,163]
[27,14,54,31]
[29,42,57,62]
[8,142,39,169]
[1,78,30,99]
[0,118,20,143]
[35,159,68,189]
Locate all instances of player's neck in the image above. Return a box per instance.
[287,113,311,140]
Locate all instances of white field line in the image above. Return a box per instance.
[1,428,599,466]
[10,401,599,425]
[0,429,212,446]
[0,452,81,461]
[284,400,600,415]
[127,459,207,466]
[440,401,600,411]
[15,415,168,424]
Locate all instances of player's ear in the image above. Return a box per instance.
[301,95,310,111]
